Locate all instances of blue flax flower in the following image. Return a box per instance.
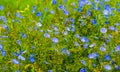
[0,5,3,10]
[50,10,55,14]
[104,54,111,61]
[100,47,106,51]
[115,65,119,70]
[1,49,6,56]
[16,40,21,46]
[16,70,20,72]
[18,55,25,61]
[74,34,81,39]
[100,28,107,33]
[117,8,120,12]
[81,60,86,65]
[21,33,26,38]
[70,18,74,23]
[29,54,35,63]
[0,44,2,50]
[105,21,109,24]
[71,27,76,32]
[16,12,24,18]
[81,37,89,43]
[48,70,53,72]
[115,46,120,51]
[79,68,86,72]
[88,52,99,59]
[61,48,70,57]
[54,31,59,35]
[83,43,88,49]
[32,6,36,13]
[63,9,69,15]
[2,25,9,31]
[103,4,112,16]
[12,59,20,64]
[59,5,65,10]
[92,19,97,24]
[44,33,50,38]
[36,12,42,16]
[92,63,96,67]
[104,64,111,70]
[108,26,116,31]
[52,38,59,43]
[0,16,6,23]
[52,0,57,5]
[78,6,82,12]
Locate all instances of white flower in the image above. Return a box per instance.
[36,22,42,27]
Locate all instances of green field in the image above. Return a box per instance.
[0,0,120,72]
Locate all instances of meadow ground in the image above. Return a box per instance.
[0,0,120,72]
